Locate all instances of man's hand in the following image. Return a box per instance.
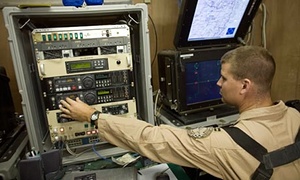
[59,97,96,122]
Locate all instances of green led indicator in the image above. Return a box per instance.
[53,34,57,41]
[42,35,46,41]
[47,34,52,41]
[64,33,68,40]
[75,33,78,39]
[59,34,63,40]
[69,33,73,39]
[80,33,83,39]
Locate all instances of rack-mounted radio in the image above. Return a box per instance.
[31,24,137,145]
[42,70,131,94]
[45,85,133,110]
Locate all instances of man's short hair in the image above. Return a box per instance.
[221,46,276,93]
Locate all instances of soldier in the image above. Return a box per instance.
[60,46,300,179]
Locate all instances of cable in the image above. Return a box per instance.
[154,89,161,125]
[237,37,246,46]
[65,142,77,156]
[148,15,158,68]
[245,23,253,45]
[65,141,91,158]
[64,140,113,161]
[157,104,163,125]
[154,91,164,125]
[250,20,255,45]
[297,63,300,97]
[128,14,139,25]
[245,3,266,47]
[261,3,267,48]
[92,141,112,162]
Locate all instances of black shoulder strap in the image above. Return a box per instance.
[223,127,267,161]
[263,138,300,170]
[223,127,273,180]
[223,127,300,180]
[285,99,300,112]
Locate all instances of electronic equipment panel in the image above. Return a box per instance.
[3,4,153,163]
[32,25,132,78]
[31,25,137,147]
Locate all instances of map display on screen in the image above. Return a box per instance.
[174,0,262,48]
[188,0,250,41]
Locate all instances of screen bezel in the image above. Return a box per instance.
[175,47,234,113]
[174,0,262,49]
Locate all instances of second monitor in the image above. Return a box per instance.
[158,47,238,124]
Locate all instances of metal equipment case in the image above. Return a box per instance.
[3,4,153,164]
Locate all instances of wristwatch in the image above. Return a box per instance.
[90,110,101,128]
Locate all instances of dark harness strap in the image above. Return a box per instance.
[263,133,300,170]
[223,127,300,180]
[223,127,273,180]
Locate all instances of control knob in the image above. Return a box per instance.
[82,76,94,89]
[84,92,97,105]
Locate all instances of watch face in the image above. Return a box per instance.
[91,114,97,120]
[91,111,100,121]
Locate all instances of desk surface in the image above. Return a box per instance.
[158,107,239,128]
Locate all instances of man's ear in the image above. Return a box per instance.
[240,79,251,94]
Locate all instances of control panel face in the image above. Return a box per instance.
[45,85,132,110]
[65,59,109,73]
[31,25,137,146]
[47,100,136,147]
[42,70,131,93]
[31,25,132,78]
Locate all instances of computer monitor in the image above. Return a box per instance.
[159,0,261,117]
[158,47,235,115]
[174,0,262,49]
[174,48,231,113]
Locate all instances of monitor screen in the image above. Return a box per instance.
[158,47,238,115]
[185,59,221,105]
[174,0,262,48]
[188,1,250,41]
[172,47,234,114]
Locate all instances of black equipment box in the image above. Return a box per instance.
[0,66,17,139]
[0,123,28,180]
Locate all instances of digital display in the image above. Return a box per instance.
[95,73,109,80]
[185,59,221,105]
[70,61,92,70]
[66,59,108,73]
[55,78,76,84]
[97,90,110,95]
